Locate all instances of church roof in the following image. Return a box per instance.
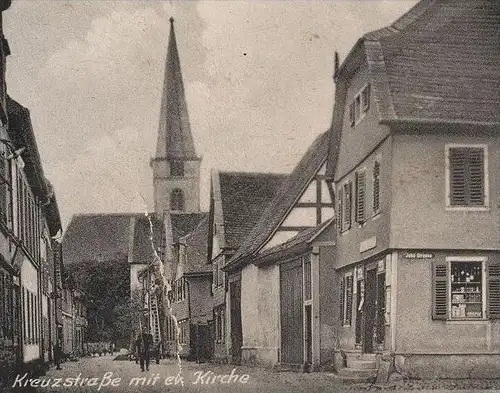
[155,17,198,161]
[63,213,164,266]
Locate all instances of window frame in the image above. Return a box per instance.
[446,256,486,321]
[372,158,381,217]
[170,188,185,212]
[355,168,367,225]
[445,144,489,211]
[349,84,371,127]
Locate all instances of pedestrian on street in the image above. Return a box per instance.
[54,339,62,370]
[135,332,153,372]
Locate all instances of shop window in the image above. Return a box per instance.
[446,145,488,208]
[355,170,366,224]
[340,273,353,326]
[373,160,380,214]
[433,258,500,320]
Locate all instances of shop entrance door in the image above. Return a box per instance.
[363,268,377,353]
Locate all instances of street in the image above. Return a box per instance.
[6,353,500,393]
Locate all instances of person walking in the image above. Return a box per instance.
[135,332,153,372]
[53,339,62,370]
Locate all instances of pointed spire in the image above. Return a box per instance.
[155,17,198,161]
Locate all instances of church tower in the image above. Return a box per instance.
[151,17,201,216]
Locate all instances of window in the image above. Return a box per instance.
[373,160,381,214]
[341,181,352,231]
[213,256,225,289]
[0,269,13,340]
[178,319,189,345]
[170,189,185,211]
[170,160,184,177]
[446,145,488,208]
[432,258,500,320]
[349,84,371,127]
[165,315,176,341]
[0,143,12,225]
[355,171,366,224]
[340,273,353,325]
[337,188,343,232]
[214,306,225,343]
[173,278,186,303]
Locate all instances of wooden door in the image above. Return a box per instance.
[280,260,304,365]
[230,279,242,365]
[363,268,377,353]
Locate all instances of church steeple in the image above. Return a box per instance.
[151,17,201,216]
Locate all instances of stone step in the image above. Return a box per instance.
[346,352,377,363]
[347,358,377,369]
[337,367,378,379]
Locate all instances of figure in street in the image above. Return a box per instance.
[135,332,153,371]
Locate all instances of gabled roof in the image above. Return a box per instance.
[63,213,164,266]
[228,130,331,269]
[180,215,211,275]
[155,18,198,161]
[217,171,287,250]
[171,212,207,243]
[336,0,500,125]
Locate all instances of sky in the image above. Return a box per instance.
[4,0,418,229]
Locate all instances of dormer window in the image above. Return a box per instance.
[170,160,184,177]
[349,84,370,127]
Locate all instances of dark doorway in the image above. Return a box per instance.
[355,279,363,346]
[363,268,377,353]
[376,273,386,346]
[230,279,242,365]
[280,260,304,366]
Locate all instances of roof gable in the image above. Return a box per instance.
[228,130,332,268]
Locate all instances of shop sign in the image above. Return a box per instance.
[403,252,434,259]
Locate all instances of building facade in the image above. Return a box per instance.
[327,0,500,379]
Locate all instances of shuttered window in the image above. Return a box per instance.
[432,261,448,320]
[355,171,366,223]
[489,262,500,319]
[373,160,380,214]
[343,275,353,325]
[448,146,486,207]
[337,188,343,233]
[342,182,352,231]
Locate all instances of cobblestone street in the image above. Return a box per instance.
[6,353,500,393]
